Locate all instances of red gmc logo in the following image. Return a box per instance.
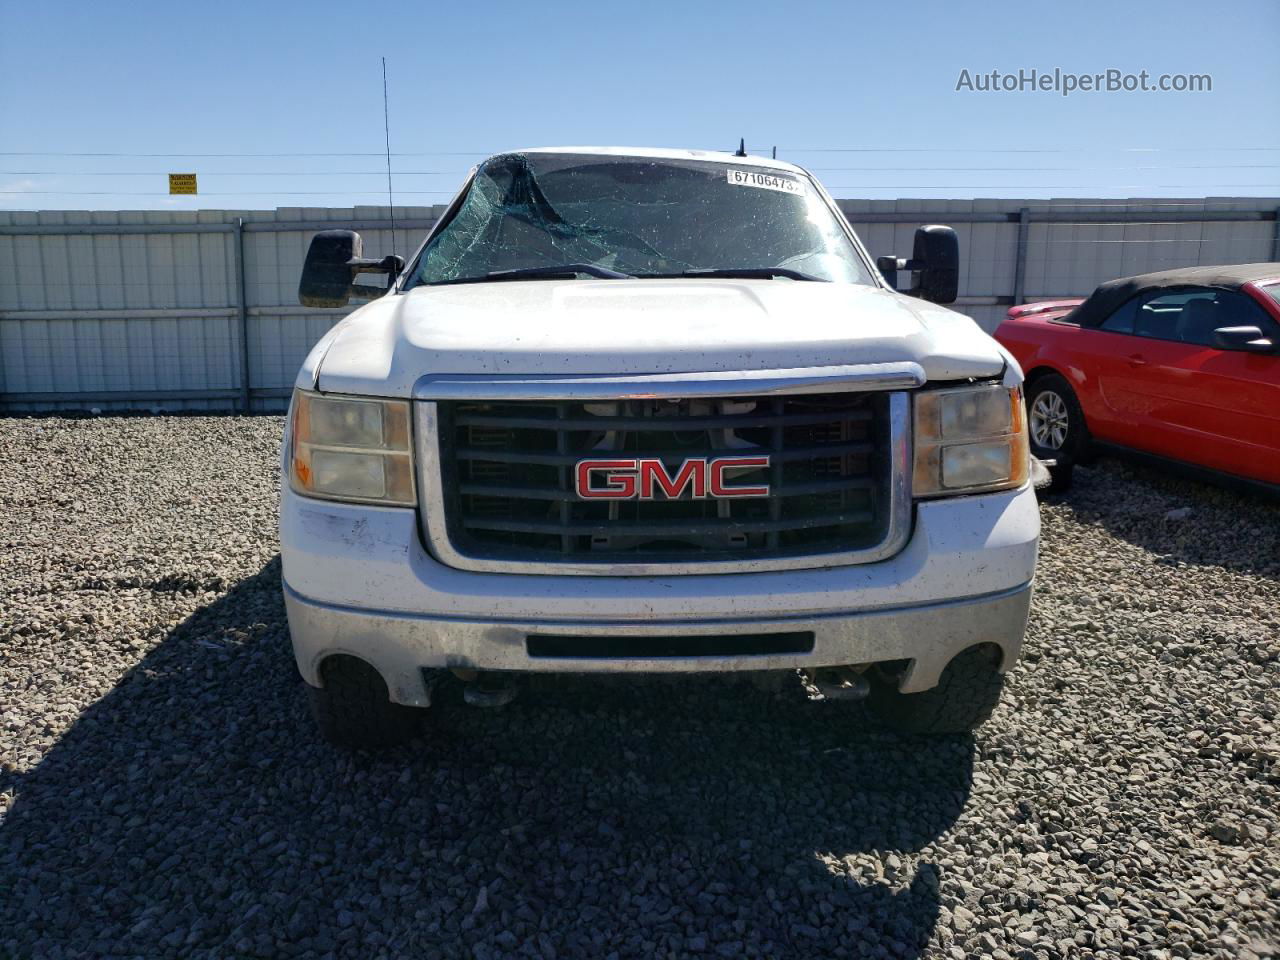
[575,456,771,500]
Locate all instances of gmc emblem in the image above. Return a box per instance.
[575,456,771,500]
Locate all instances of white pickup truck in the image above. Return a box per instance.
[280,147,1040,748]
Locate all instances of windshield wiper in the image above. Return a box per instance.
[648,267,826,282]
[429,263,633,286]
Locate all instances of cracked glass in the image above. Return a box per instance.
[406,152,876,287]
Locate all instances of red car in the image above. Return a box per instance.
[995,263,1280,493]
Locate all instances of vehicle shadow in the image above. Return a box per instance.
[1055,458,1280,580]
[0,559,973,959]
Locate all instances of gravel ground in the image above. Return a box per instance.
[1,415,1277,960]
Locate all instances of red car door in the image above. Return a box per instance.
[1186,348,1280,483]
[1105,287,1280,483]
[1191,284,1280,483]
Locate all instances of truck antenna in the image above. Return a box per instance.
[381,56,397,258]
[733,138,747,157]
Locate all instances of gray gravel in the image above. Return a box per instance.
[1,415,1277,960]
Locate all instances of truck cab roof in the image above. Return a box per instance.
[509,146,808,176]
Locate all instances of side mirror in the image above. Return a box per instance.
[876,225,959,305]
[1213,325,1276,353]
[909,225,959,304]
[298,229,405,307]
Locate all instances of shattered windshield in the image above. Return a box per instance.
[406,152,876,287]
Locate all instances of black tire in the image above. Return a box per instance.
[868,645,1006,735]
[1025,373,1087,493]
[308,655,422,749]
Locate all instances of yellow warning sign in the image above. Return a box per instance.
[168,173,198,195]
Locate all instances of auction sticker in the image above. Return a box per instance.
[726,169,806,196]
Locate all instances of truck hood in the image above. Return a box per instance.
[312,279,1006,397]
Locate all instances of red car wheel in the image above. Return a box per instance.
[1026,373,1087,492]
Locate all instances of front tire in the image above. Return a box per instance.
[868,646,1006,735]
[1026,373,1086,493]
[308,655,423,749]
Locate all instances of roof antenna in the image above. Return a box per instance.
[381,56,397,258]
[733,138,747,157]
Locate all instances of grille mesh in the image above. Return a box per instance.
[435,392,892,564]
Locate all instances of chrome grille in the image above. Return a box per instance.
[423,391,906,571]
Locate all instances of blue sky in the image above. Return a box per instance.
[2,0,1277,210]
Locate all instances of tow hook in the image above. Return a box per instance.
[803,666,871,701]
[451,669,519,708]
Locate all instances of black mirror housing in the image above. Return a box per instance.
[300,230,362,307]
[1213,325,1275,353]
[876,226,959,304]
[909,225,959,305]
[298,230,405,308]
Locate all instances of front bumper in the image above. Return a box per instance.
[280,481,1039,706]
[285,580,1032,706]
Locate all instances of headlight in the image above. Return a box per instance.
[289,390,415,506]
[913,383,1029,497]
